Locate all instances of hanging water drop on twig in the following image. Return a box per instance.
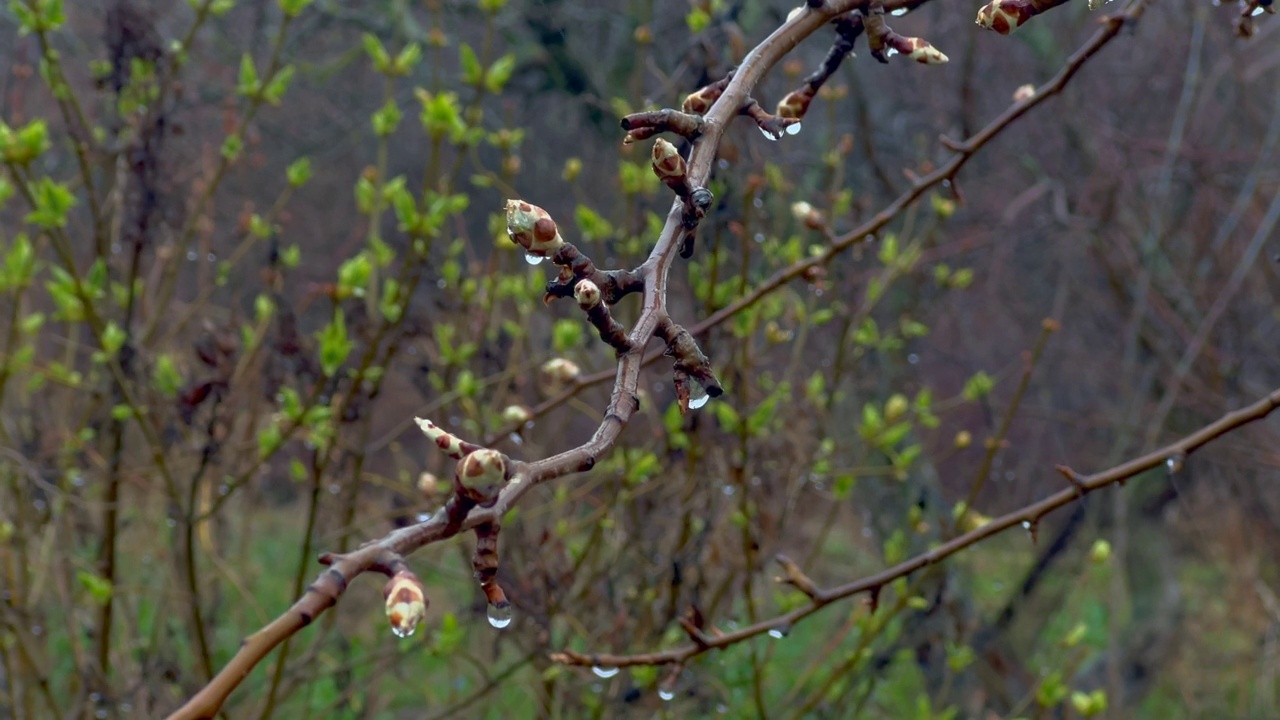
[592,666,620,678]
[486,602,513,629]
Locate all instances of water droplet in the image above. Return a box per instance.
[186,250,198,261]
[717,159,729,169]
[891,6,909,15]
[524,253,544,265]
[907,353,920,365]
[1166,453,1185,475]
[207,253,217,262]
[415,512,433,523]
[391,624,415,638]
[487,603,513,629]
[885,47,899,58]
[767,628,786,639]
[436,278,447,289]
[688,384,711,410]
[508,432,523,445]
[721,485,735,496]
[1021,520,1031,530]
[758,127,781,141]
[592,666,619,678]
[753,233,765,243]
[752,197,764,208]
[1251,5,1264,14]
[659,689,676,701]
[785,123,802,136]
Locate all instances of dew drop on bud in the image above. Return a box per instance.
[688,384,711,410]
[758,127,780,142]
[487,602,513,629]
[659,689,676,701]
[785,123,802,136]
[591,666,620,678]
[524,253,545,266]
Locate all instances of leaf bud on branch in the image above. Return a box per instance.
[863,11,949,64]
[505,199,565,259]
[975,0,1069,34]
[454,448,509,506]
[384,569,428,638]
[681,74,733,115]
[414,417,483,459]
[575,279,635,354]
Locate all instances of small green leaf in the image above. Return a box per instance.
[459,44,482,85]
[286,157,312,187]
[77,571,113,605]
[237,54,260,97]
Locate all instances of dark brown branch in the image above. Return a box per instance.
[574,279,635,354]
[544,242,644,305]
[620,108,705,142]
[741,98,801,140]
[552,385,1280,668]
[777,14,863,120]
[656,316,724,414]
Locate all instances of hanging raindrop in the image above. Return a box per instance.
[891,7,909,15]
[487,602,513,629]
[758,127,781,141]
[524,253,544,265]
[659,689,676,701]
[1165,453,1185,475]
[767,628,787,639]
[391,624,415,638]
[785,123,802,136]
[592,666,620,678]
[688,384,711,410]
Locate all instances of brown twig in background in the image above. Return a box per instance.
[551,385,1280,668]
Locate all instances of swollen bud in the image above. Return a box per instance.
[651,138,687,184]
[574,279,602,309]
[502,405,533,425]
[776,87,815,120]
[504,199,565,257]
[976,0,1037,34]
[457,449,507,495]
[384,570,428,638]
[902,38,949,65]
[541,357,581,384]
